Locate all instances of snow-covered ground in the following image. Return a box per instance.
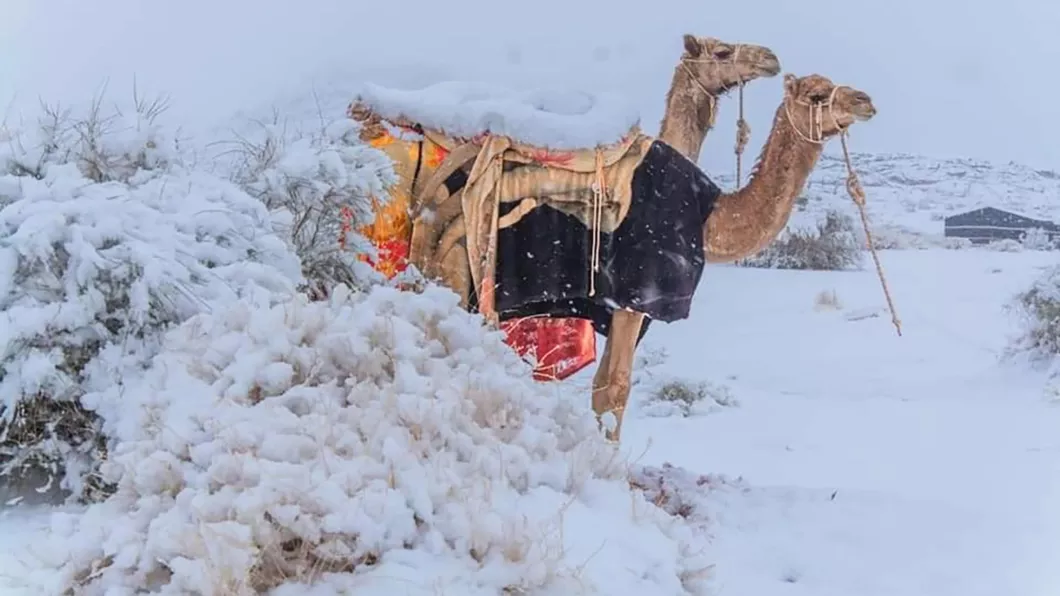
[615,249,1060,595]
[3,247,1058,594]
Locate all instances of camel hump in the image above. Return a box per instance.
[349,81,642,156]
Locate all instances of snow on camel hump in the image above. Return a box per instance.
[353,80,642,149]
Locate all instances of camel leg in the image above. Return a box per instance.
[591,309,645,442]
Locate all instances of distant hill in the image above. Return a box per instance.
[709,153,1060,244]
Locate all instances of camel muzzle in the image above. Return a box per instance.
[849,91,877,120]
[758,52,782,77]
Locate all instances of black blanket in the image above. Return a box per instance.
[486,140,720,341]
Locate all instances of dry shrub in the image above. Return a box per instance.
[1008,265,1060,360]
[1021,227,1058,251]
[640,378,738,418]
[738,210,863,271]
[814,289,842,311]
[219,110,398,295]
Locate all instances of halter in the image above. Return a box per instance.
[781,83,848,144]
[679,44,754,184]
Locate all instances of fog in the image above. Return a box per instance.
[2,0,1058,170]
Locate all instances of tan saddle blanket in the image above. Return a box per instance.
[348,100,654,317]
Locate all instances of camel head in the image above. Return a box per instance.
[681,34,782,92]
[781,73,877,140]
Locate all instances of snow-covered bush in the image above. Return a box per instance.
[814,289,842,311]
[738,210,863,271]
[986,238,1024,252]
[0,95,302,500]
[640,378,739,418]
[1007,265,1060,401]
[629,463,744,525]
[1008,265,1060,361]
[629,348,737,418]
[1021,227,1058,251]
[224,114,399,296]
[1,97,168,183]
[864,225,920,250]
[865,224,949,250]
[942,236,974,250]
[18,284,712,595]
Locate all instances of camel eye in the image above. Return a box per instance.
[714,48,733,59]
[808,92,828,102]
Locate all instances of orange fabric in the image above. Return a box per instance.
[500,317,597,381]
[357,132,419,277]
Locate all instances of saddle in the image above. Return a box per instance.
[347,99,654,319]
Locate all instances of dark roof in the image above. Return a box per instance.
[944,206,1056,228]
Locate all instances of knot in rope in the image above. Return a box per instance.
[845,169,866,207]
[735,116,751,153]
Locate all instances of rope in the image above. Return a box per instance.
[589,149,607,296]
[682,44,753,188]
[781,85,902,337]
[735,82,750,185]
[838,132,902,336]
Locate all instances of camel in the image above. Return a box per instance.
[347,64,876,444]
[348,32,781,382]
[659,35,781,165]
[590,73,877,441]
[486,34,781,383]
[352,33,780,282]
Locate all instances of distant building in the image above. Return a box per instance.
[943,206,1059,244]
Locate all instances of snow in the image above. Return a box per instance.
[609,249,1060,595]
[354,81,641,149]
[3,284,708,594]
[5,243,1058,594]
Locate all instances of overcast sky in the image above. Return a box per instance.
[1,0,1058,171]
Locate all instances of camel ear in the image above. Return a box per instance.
[683,34,702,58]
[783,73,799,96]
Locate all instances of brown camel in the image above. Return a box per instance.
[659,34,781,164]
[416,33,783,312]
[592,73,877,441]
[348,65,876,444]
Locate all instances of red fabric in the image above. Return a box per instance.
[500,317,597,381]
[359,238,411,278]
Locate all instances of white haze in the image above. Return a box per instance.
[1,0,1058,171]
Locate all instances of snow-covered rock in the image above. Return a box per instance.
[17,284,711,595]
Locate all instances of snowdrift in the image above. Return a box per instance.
[16,284,711,595]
